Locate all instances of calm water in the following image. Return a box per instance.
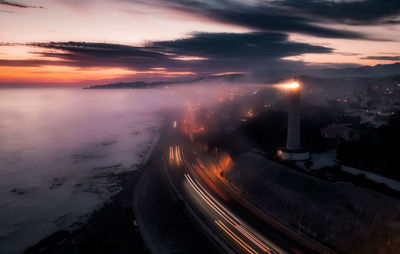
[0,87,191,253]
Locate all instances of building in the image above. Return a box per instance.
[277,81,310,161]
[320,124,359,141]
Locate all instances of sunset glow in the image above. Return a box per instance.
[0,66,196,83]
[0,0,399,85]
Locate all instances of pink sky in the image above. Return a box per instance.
[0,0,399,84]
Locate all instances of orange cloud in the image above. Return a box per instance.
[0,65,195,83]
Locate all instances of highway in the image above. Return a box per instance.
[163,117,336,254]
[133,120,221,254]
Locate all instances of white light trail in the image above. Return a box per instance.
[184,173,275,253]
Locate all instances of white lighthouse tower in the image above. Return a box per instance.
[277,81,310,161]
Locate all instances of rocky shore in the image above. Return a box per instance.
[24,168,148,254]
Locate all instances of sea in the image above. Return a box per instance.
[0,87,194,253]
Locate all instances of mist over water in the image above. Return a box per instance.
[0,87,200,253]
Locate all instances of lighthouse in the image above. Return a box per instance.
[277,81,309,161]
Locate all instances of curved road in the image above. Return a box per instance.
[135,114,337,254]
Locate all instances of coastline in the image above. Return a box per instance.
[24,164,149,254]
[24,111,222,254]
[23,124,165,254]
[0,88,172,254]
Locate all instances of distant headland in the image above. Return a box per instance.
[84,74,243,89]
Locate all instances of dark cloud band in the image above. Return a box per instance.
[137,0,400,39]
[362,56,400,61]
[43,33,328,69]
[0,32,332,75]
[0,0,44,9]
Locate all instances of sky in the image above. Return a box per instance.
[0,0,399,85]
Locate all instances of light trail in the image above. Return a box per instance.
[193,164,227,200]
[236,225,272,253]
[186,173,255,253]
[192,161,277,253]
[190,157,284,254]
[173,121,177,128]
[185,174,237,226]
[169,146,174,162]
[177,146,183,162]
[215,220,257,254]
[174,146,182,166]
[169,145,183,166]
[184,173,276,254]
